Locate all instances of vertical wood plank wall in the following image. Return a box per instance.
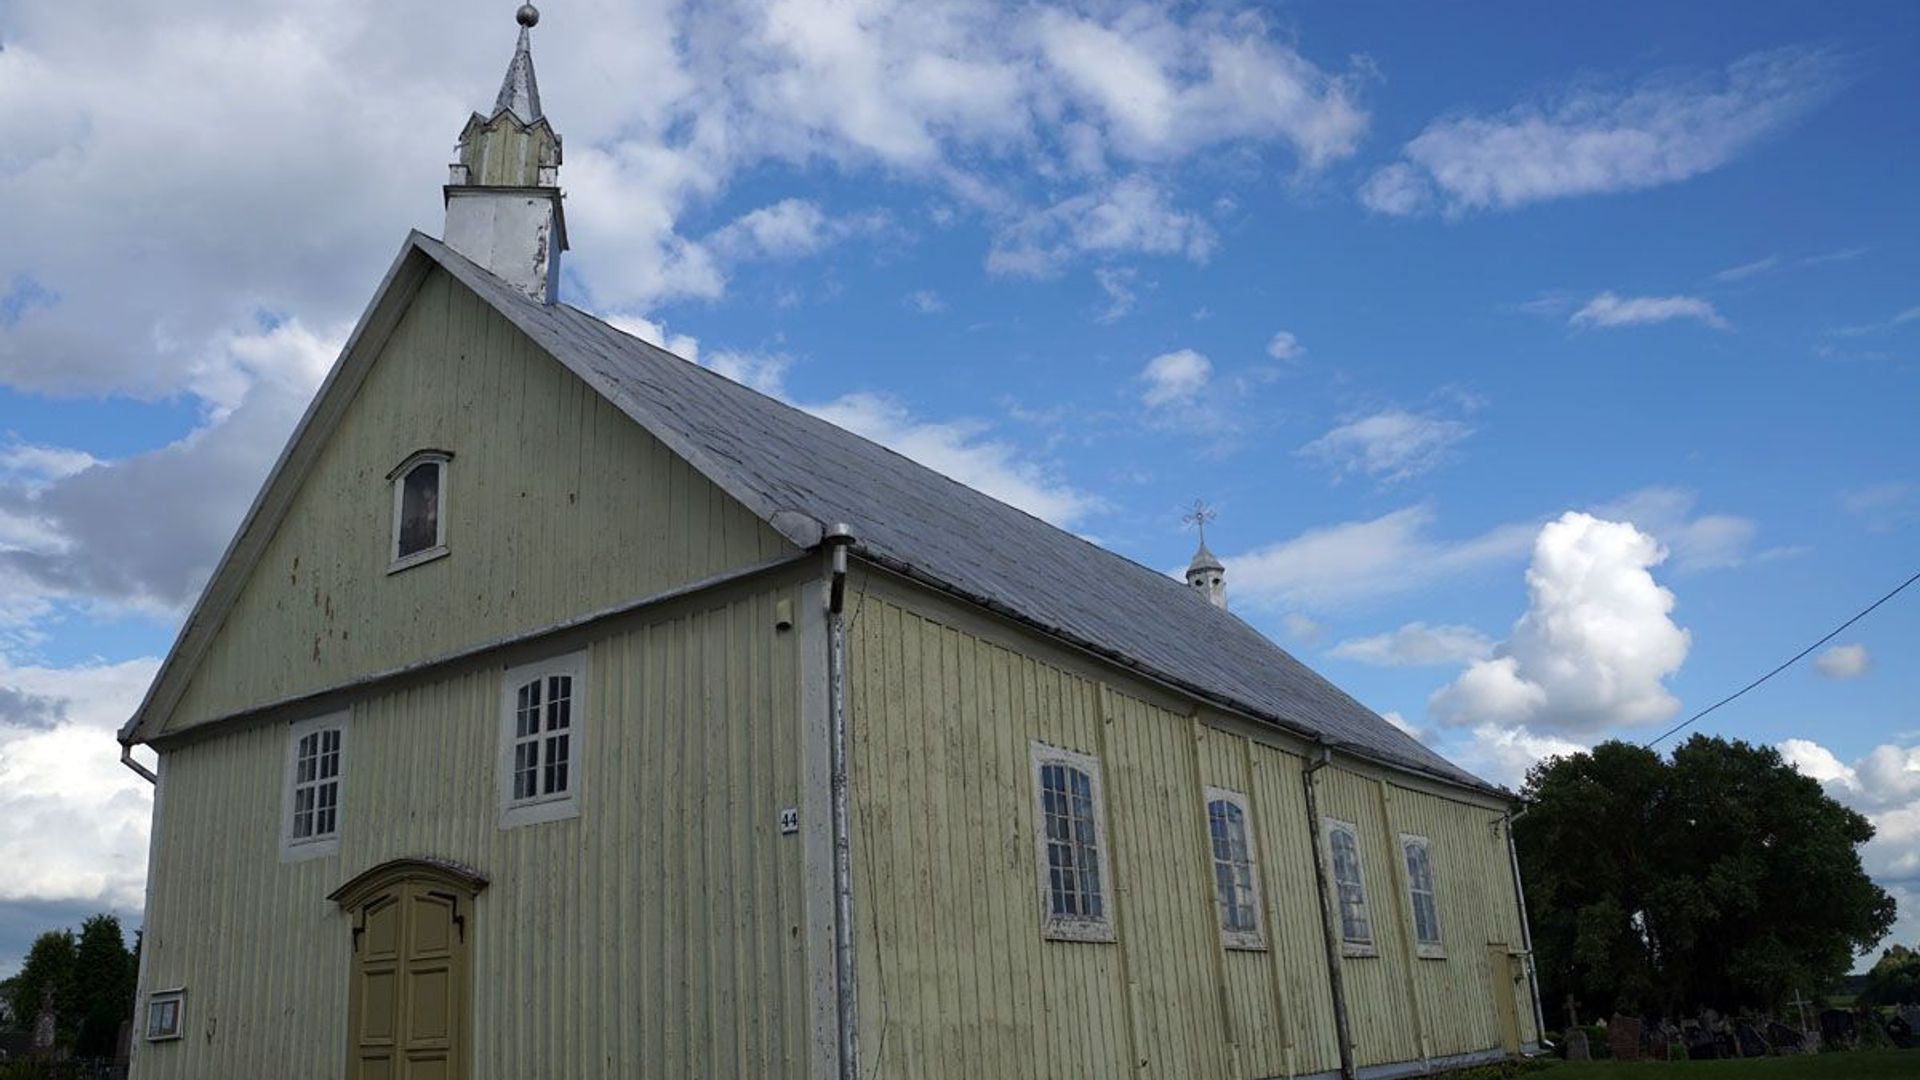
[133,586,807,1080]
[848,589,1534,1080]
[166,266,791,735]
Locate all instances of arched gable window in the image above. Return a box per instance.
[388,450,452,571]
[1324,818,1375,955]
[1206,787,1263,950]
[1029,741,1115,942]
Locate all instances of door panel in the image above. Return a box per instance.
[349,882,469,1080]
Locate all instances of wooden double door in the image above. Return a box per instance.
[332,860,487,1080]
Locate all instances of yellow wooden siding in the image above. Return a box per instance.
[133,586,807,1080]
[1382,784,1540,1054]
[848,589,1527,1079]
[166,266,790,734]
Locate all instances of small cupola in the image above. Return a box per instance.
[443,4,568,303]
[1182,500,1228,610]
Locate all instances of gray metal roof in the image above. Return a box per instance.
[493,24,543,124]
[414,234,1501,796]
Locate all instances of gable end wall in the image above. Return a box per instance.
[164,267,792,734]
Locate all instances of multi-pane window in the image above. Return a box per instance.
[282,713,346,859]
[388,451,450,569]
[291,728,342,839]
[1207,789,1264,949]
[1402,835,1445,956]
[145,990,184,1042]
[511,672,573,801]
[500,652,586,827]
[1029,741,1114,941]
[1325,819,1374,953]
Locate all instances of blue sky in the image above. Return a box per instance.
[0,0,1915,976]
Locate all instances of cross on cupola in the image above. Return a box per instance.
[443,4,568,303]
[1183,499,1228,610]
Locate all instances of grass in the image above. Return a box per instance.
[1532,1050,1918,1079]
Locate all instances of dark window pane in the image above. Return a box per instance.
[397,462,441,557]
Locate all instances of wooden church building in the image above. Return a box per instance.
[121,8,1544,1079]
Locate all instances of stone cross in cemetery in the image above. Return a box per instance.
[1788,989,1814,1034]
[30,987,56,1057]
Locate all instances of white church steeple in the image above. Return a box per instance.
[1183,500,1228,610]
[443,4,568,303]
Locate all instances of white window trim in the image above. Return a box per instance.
[387,449,451,573]
[145,987,185,1042]
[498,650,587,829]
[1323,817,1377,958]
[1205,786,1265,951]
[1029,740,1116,943]
[1400,832,1447,959]
[279,712,347,862]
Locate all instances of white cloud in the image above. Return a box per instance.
[988,176,1217,277]
[1840,482,1917,532]
[705,350,794,397]
[805,392,1101,527]
[1094,267,1140,323]
[1714,255,1782,283]
[1382,710,1425,742]
[1299,408,1474,483]
[707,198,888,262]
[1225,505,1533,612]
[1593,486,1766,573]
[1430,512,1691,734]
[1453,723,1588,789]
[1570,292,1730,331]
[1266,330,1304,362]
[0,655,160,911]
[1815,643,1872,680]
[1281,612,1323,645]
[1030,7,1367,169]
[1780,738,1920,922]
[1330,622,1494,667]
[1139,349,1213,408]
[905,289,947,314]
[1363,46,1839,216]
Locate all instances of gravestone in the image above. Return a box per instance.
[29,988,57,1058]
[1608,1014,1644,1061]
[1563,1027,1590,1061]
[1884,1012,1913,1050]
[1819,1009,1856,1048]
[1766,1020,1805,1055]
[1734,1021,1768,1058]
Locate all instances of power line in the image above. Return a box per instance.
[1642,566,1920,750]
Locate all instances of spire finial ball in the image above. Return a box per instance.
[516,4,540,28]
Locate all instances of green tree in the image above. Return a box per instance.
[71,914,136,1057]
[1516,735,1895,1019]
[1861,944,1920,1007]
[7,929,79,1046]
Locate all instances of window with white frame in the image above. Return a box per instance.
[281,713,346,860]
[1029,741,1115,942]
[1402,834,1445,957]
[499,651,586,828]
[145,989,184,1042]
[1206,787,1263,950]
[388,450,451,571]
[1324,818,1374,954]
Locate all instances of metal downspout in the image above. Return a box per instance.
[1303,744,1356,1080]
[120,742,158,784]
[1505,806,1548,1050]
[824,524,860,1080]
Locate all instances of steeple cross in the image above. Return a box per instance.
[1182,499,1217,547]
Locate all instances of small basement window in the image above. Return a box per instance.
[1206,787,1264,950]
[388,450,451,571]
[1402,834,1445,957]
[1030,741,1115,942]
[281,712,347,861]
[1325,818,1375,955]
[145,988,184,1042]
[499,651,587,828]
